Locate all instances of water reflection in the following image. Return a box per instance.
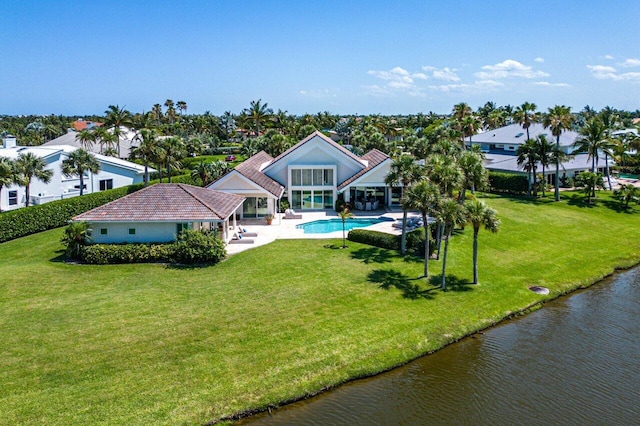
[242,267,640,425]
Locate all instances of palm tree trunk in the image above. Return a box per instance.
[605,153,612,190]
[555,136,560,201]
[144,164,149,186]
[541,164,546,197]
[441,228,451,290]
[25,179,31,207]
[400,209,408,255]
[473,228,479,284]
[435,222,443,260]
[79,173,84,196]
[422,213,429,277]
[168,164,172,183]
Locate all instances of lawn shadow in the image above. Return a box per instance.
[565,192,596,208]
[599,198,638,214]
[368,269,436,299]
[323,244,343,250]
[428,274,474,292]
[49,249,67,263]
[351,247,393,264]
[165,262,215,270]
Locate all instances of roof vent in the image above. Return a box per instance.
[515,132,524,138]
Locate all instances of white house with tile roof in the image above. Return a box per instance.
[73,184,245,243]
[208,131,394,217]
[0,140,151,211]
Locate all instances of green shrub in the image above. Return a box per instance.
[488,171,529,194]
[405,227,436,256]
[347,229,399,250]
[80,243,172,264]
[168,230,226,265]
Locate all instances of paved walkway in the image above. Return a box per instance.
[226,210,408,255]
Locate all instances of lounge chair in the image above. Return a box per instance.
[283,209,302,219]
[229,233,255,244]
[237,225,258,237]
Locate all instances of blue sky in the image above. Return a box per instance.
[1,1,639,116]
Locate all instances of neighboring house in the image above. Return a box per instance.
[42,126,138,159]
[0,141,150,211]
[208,131,393,217]
[472,123,613,184]
[73,184,245,244]
[71,119,102,131]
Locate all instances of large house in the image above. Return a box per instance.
[73,184,245,243]
[471,123,614,184]
[1,135,150,211]
[208,131,394,218]
[42,126,138,159]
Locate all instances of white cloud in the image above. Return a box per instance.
[428,79,503,93]
[475,59,550,80]
[534,57,544,63]
[299,88,339,98]
[587,64,640,81]
[619,58,640,68]
[604,54,614,60]
[422,66,461,82]
[533,81,571,88]
[367,66,428,96]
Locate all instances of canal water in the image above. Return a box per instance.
[242,266,640,425]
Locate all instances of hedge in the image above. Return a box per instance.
[488,171,529,194]
[78,230,226,265]
[348,227,435,256]
[0,174,197,243]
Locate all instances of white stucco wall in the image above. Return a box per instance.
[90,222,180,244]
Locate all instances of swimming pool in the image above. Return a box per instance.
[296,217,393,234]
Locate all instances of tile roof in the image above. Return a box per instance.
[74,184,245,222]
[234,150,284,198]
[473,123,579,147]
[338,148,390,190]
[266,131,365,171]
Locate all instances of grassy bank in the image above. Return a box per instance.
[1,192,639,424]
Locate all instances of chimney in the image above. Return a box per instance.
[2,134,17,149]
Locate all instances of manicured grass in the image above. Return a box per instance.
[1,192,639,424]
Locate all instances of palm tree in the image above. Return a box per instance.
[159,137,186,183]
[0,157,17,212]
[130,128,159,185]
[104,105,133,157]
[384,155,422,254]
[403,180,440,277]
[513,102,538,140]
[517,139,540,196]
[576,171,603,204]
[613,184,639,208]
[461,114,481,147]
[543,105,573,201]
[337,207,354,248]
[152,103,164,125]
[61,221,92,260]
[177,101,188,117]
[14,152,54,207]
[164,99,176,124]
[465,200,500,284]
[573,118,608,173]
[437,198,466,290]
[243,99,273,137]
[535,135,554,196]
[457,150,488,202]
[61,149,100,196]
[75,129,95,151]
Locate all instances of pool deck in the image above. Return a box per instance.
[226,210,409,255]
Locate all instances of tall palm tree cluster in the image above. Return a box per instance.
[385,127,499,290]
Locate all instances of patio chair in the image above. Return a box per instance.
[229,233,255,244]
[284,209,302,219]
[237,225,258,237]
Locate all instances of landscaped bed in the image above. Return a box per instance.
[1,192,639,425]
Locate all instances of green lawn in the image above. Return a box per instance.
[1,192,639,425]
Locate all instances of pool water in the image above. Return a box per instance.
[296,217,392,234]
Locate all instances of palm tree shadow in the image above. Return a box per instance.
[599,199,638,214]
[351,247,393,264]
[323,244,342,250]
[565,193,595,208]
[428,274,474,291]
[368,269,436,299]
